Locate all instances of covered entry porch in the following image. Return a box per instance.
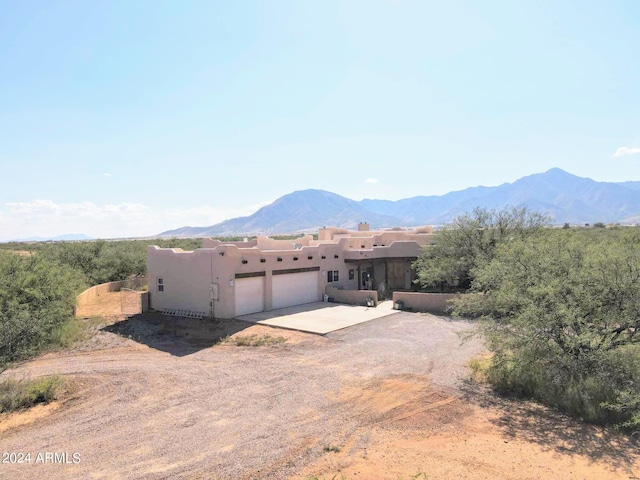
[344,257,418,293]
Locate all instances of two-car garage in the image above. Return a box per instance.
[234,268,320,317]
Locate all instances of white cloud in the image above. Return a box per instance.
[0,199,273,241]
[364,178,380,184]
[613,147,640,158]
[1,200,151,240]
[5,200,147,217]
[103,173,114,177]
[163,200,271,226]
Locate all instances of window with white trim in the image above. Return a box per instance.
[327,270,339,282]
[157,277,164,292]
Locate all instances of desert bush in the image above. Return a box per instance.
[414,206,548,290]
[51,317,104,349]
[0,238,204,369]
[376,281,390,300]
[39,238,202,285]
[0,252,85,369]
[0,375,63,413]
[455,227,640,428]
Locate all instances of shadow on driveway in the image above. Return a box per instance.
[460,382,640,472]
[102,311,253,357]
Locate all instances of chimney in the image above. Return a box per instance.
[358,222,370,232]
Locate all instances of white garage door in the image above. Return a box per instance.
[272,271,319,310]
[235,277,265,316]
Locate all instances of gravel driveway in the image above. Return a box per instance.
[0,312,484,479]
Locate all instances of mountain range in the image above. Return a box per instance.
[10,234,94,242]
[158,168,640,237]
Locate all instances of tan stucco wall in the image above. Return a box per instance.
[341,241,424,260]
[76,277,147,307]
[391,292,458,315]
[75,278,147,317]
[149,226,434,319]
[141,291,149,312]
[318,226,433,243]
[203,238,258,248]
[256,235,313,250]
[326,286,378,306]
[148,242,357,319]
[148,247,219,317]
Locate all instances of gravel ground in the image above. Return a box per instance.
[0,312,483,479]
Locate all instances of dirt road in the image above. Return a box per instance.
[0,312,637,479]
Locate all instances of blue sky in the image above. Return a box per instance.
[1,0,638,240]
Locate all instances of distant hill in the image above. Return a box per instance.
[9,234,93,242]
[159,190,402,237]
[158,169,640,237]
[361,168,640,225]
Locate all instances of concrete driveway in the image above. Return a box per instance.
[235,301,399,334]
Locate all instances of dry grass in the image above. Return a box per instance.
[0,376,63,414]
[322,444,342,453]
[223,333,287,347]
[7,250,34,257]
[467,355,493,384]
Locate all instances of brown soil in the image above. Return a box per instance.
[298,378,637,479]
[8,250,34,257]
[74,291,124,318]
[0,402,64,435]
[0,312,637,479]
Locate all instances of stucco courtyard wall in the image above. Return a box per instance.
[325,286,378,306]
[392,292,459,315]
[76,277,147,307]
[75,278,148,317]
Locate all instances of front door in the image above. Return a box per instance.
[361,267,374,290]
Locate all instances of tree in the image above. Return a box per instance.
[0,252,85,369]
[453,229,640,427]
[414,206,548,290]
[40,238,203,286]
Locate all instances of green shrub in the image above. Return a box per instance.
[51,316,103,349]
[0,376,63,413]
[0,252,85,369]
[451,226,640,429]
[472,344,640,427]
[39,238,202,285]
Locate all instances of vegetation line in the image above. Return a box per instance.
[414,207,640,429]
[0,238,199,370]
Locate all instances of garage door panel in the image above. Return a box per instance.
[272,271,319,309]
[235,277,264,316]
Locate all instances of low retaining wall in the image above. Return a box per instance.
[326,286,378,306]
[76,277,147,307]
[75,277,147,317]
[391,292,458,315]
